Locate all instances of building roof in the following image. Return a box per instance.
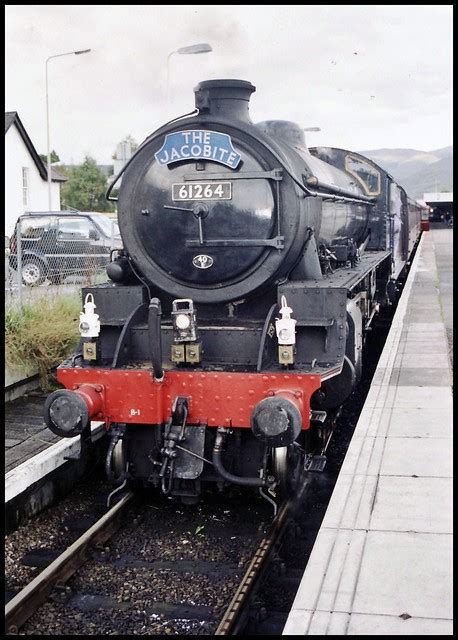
[423,192,453,204]
[5,112,67,182]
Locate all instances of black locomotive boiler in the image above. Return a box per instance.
[44,80,422,503]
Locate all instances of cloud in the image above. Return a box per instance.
[5,5,453,163]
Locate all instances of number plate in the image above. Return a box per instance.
[172,182,232,201]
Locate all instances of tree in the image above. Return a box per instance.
[39,149,60,164]
[60,156,115,212]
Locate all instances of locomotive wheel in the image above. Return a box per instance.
[112,438,127,483]
[272,443,303,499]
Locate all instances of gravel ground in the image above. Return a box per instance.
[11,488,272,635]
[5,473,110,594]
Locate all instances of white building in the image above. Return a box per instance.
[5,112,67,238]
[113,139,135,179]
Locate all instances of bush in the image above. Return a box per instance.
[5,295,81,389]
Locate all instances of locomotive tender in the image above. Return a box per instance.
[44,80,422,503]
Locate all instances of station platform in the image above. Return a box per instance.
[283,227,453,635]
[5,392,104,508]
[5,392,60,474]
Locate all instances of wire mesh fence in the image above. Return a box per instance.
[5,212,121,310]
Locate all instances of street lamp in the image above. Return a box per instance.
[166,43,212,106]
[46,48,91,209]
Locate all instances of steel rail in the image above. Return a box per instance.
[5,491,135,634]
[215,500,290,635]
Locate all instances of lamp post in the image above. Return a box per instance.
[166,43,212,107]
[46,48,91,210]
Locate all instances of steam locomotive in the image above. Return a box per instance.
[44,80,423,504]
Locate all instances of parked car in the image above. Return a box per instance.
[9,211,122,286]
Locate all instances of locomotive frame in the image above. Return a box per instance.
[44,79,424,505]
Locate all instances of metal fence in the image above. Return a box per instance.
[5,212,120,309]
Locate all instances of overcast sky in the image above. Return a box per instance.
[5,5,453,165]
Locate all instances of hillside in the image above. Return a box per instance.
[358,146,453,199]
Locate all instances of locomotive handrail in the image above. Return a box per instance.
[183,169,283,181]
[185,236,285,248]
[305,176,375,203]
[283,167,375,206]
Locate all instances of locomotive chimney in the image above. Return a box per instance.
[194,79,256,122]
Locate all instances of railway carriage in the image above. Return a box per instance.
[44,80,422,504]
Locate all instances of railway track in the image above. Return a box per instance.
[5,484,299,635]
[215,500,290,635]
[5,492,135,634]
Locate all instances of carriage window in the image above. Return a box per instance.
[345,155,381,195]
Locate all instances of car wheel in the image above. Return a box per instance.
[22,258,46,286]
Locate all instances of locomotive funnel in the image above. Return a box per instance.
[194,79,256,121]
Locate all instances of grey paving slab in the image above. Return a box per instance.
[357,406,391,437]
[401,340,449,354]
[369,476,453,533]
[405,323,446,332]
[290,528,367,613]
[407,311,443,322]
[393,386,453,409]
[346,614,453,636]
[283,611,453,636]
[362,384,398,409]
[320,473,377,530]
[408,294,441,303]
[283,610,350,635]
[389,367,452,386]
[338,435,385,476]
[383,406,452,438]
[380,437,453,478]
[354,531,452,619]
[320,473,454,535]
[394,353,450,368]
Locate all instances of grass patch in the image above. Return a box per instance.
[5,295,81,389]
